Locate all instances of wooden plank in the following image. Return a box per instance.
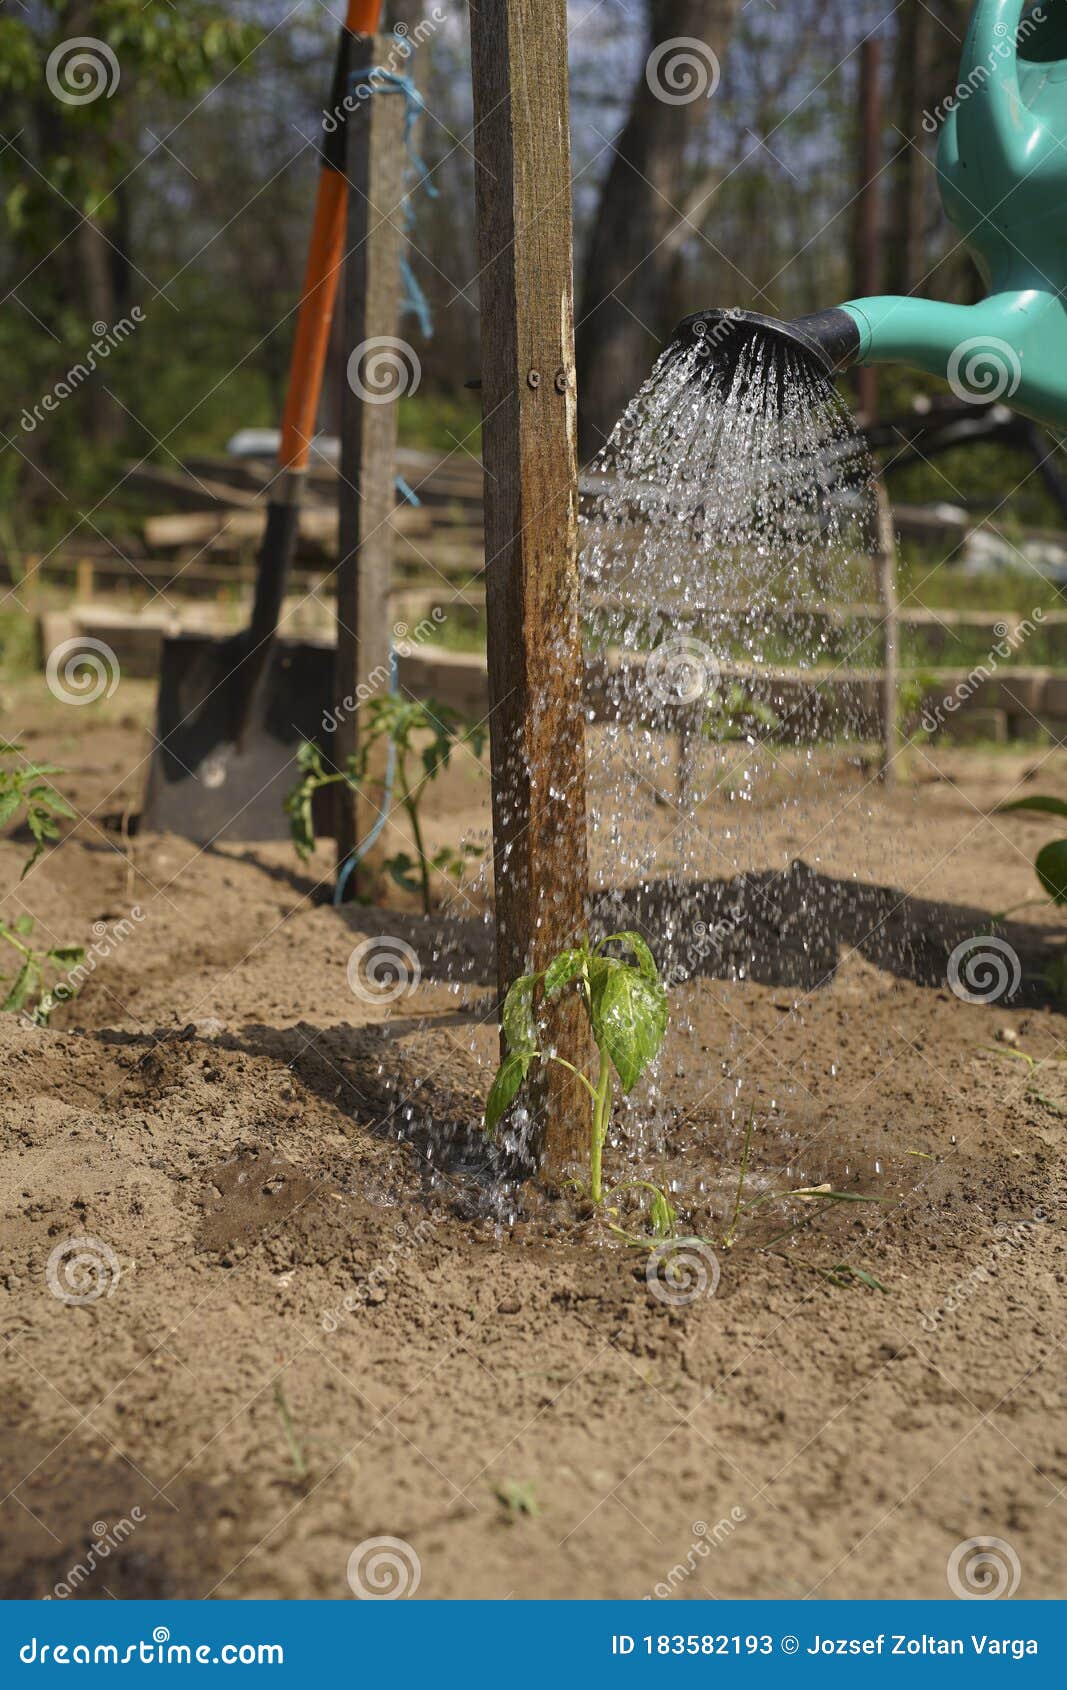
[469,0,591,1181]
[335,32,409,873]
[123,462,261,511]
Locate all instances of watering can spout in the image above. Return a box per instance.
[826,289,1067,429]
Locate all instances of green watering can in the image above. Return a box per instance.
[681,0,1067,428]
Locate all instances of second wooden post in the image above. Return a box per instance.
[335,35,408,879]
[469,0,591,1179]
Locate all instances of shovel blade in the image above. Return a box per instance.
[141,631,336,843]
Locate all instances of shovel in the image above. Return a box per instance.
[142,0,383,843]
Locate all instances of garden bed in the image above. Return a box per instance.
[0,678,1064,1599]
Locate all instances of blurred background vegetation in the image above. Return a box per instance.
[0,1,1063,568]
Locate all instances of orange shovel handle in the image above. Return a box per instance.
[277,0,384,474]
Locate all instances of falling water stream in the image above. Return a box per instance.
[387,318,913,1232]
[571,319,887,1218]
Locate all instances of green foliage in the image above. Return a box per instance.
[485,933,669,1207]
[284,697,486,915]
[0,739,77,877]
[0,741,84,1024]
[994,796,1067,914]
[492,1479,539,1522]
[0,0,263,524]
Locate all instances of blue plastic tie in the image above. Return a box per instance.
[348,58,437,339]
[395,474,421,506]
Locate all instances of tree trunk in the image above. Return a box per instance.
[575,0,741,462]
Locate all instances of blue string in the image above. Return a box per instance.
[395,474,421,506]
[349,59,437,339]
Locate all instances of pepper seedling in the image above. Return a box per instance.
[993,794,1067,917]
[284,697,486,914]
[0,740,85,1023]
[485,931,668,1203]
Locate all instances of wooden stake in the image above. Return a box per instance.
[335,35,408,879]
[469,0,591,1179]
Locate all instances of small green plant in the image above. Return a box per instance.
[1043,953,1067,1011]
[994,794,1067,914]
[0,741,84,1023]
[485,931,668,1205]
[702,683,779,742]
[982,1042,1067,1115]
[492,1478,539,1522]
[284,697,486,914]
[272,1382,308,1481]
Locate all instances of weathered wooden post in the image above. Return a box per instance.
[468,0,591,1178]
[335,34,409,880]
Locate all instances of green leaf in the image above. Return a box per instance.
[650,1187,676,1238]
[19,843,45,880]
[14,914,34,937]
[544,947,586,998]
[1035,839,1067,904]
[598,930,659,982]
[995,795,1067,820]
[485,1050,533,1136]
[385,853,421,895]
[2,961,33,1013]
[587,957,668,1094]
[502,973,540,1053]
[30,786,75,818]
[0,789,21,827]
[48,947,85,967]
[839,1265,888,1293]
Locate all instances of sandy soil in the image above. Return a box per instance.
[1,677,1065,1601]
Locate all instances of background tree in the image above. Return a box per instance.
[575,0,743,462]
